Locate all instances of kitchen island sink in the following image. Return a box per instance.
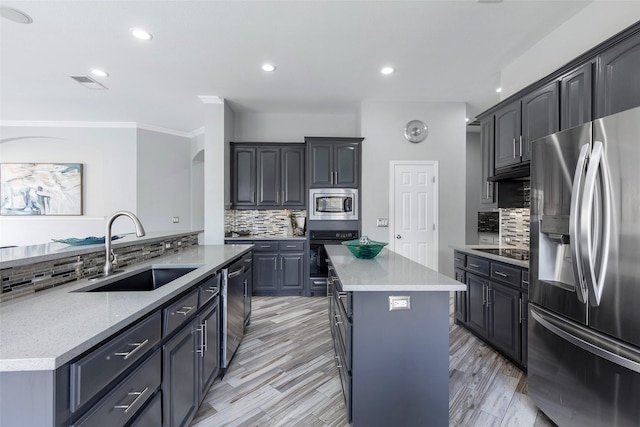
[81,266,197,292]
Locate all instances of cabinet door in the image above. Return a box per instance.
[198,299,219,404]
[494,101,522,169]
[466,273,488,337]
[488,282,521,362]
[163,321,198,427]
[280,253,304,291]
[334,143,359,188]
[521,81,559,162]
[256,147,280,207]
[281,146,305,207]
[454,268,467,323]
[231,146,256,207]
[308,143,333,188]
[561,63,593,129]
[596,32,640,118]
[254,253,278,292]
[480,116,496,206]
[521,296,528,367]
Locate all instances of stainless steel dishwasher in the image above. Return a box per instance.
[221,253,249,369]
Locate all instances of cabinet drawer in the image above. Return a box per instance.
[70,311,161,412]
[73,350,161,427]
[129,390,162,427]
[279,241,304,251]
[490,262,521,288]
[164,289,199,337]
[454,251,466,268]
[466,256,490,276]
[198,274,220,308]
[253,241,278,252]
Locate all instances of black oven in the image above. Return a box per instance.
[309,229,358,296]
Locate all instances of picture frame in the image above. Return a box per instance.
[0,163,83,216]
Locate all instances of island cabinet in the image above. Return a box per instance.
[453,250,528,369]
[326,245,464,427]
[230,143,306,209]
[306,137,363,189]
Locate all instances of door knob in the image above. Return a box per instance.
[396,235,402,239]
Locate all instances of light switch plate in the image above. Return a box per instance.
[389,296,411,311]
[376,218,389,227]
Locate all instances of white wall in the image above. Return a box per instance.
[136,128,191,232]
[233,112,359,141]
[0,125,138,246]
[360,101,466,277]
[465,131,482,245]
[501,2,640,98]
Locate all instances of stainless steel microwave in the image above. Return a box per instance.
[309,188,358,220]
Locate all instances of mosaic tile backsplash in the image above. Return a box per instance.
[500,208,530,247]
[0,233,199,302]
[225,209,307,237]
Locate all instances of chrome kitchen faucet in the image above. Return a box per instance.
[103,211,146,276]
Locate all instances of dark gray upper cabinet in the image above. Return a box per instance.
[231,143,305,209]
[480,116,496,206]
[521,81,559,162]
[494,101,522,170]
[561,62,593,129]
[231,146,256,207]
[306,137,363,188]
[596,31,640,118]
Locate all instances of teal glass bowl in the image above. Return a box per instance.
[342,239,388,259]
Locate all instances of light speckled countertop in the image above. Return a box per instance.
[451,245,529,269]
[0,244,251,372]
[325,245,465,292]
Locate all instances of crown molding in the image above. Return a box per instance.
[0,120,200,138]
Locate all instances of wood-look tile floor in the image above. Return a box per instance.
[191,296,557,427]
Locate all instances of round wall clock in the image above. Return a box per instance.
[404,120,428,143]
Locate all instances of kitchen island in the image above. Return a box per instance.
[325,245,465,427]
[0,243,252,427]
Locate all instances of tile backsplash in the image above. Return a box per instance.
[500,208,530,247]
[226,209,307,237]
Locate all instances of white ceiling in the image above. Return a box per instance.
[0,0,595,134]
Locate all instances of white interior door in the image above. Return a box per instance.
[390,161,438,270]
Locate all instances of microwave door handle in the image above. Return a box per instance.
[343,198,351,212]
[580,141,611,307]
[570,143,590,304]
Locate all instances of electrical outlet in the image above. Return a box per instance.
[172,217,179,223]
[376,218,389,227]
[389,296,411,311]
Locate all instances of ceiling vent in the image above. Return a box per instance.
[69,75,108,90]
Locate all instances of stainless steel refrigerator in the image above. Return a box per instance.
[529,106,640,426]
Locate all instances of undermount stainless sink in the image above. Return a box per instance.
[82,266,197,292]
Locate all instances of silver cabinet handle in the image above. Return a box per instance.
[244,279,247,297]
[260,245,271,248]
[176,305,195,316]
[114,387,149,413]
[513,137,517,158]
[519,298,524,324]
[202,320,208,352]
[286,245,297,248]
[519,135,523,157]
[494,271,509,278]
[204,286,218,294]
[482,285,486,305]
[114,339,149,360]
[280,257,283,270]
[196,325,205,355]
[335,355,343,368]
[469,263,481,268]
[334,314,343,325]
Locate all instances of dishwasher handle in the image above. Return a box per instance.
[228,266,244,279]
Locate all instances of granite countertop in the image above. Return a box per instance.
[0,230,202,269]
[325,245,464,292]
[451,245,529,269]
[0,244,252,372]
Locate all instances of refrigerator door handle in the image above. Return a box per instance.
[569,143,590,303]
[580,141,611,307]
[531,306,640,375]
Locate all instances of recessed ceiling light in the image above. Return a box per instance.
[91,69,109,78]
[496,87,502,93]
[465,118,470,123]
[381,67,395,75]
[130,28,153,41]
[0,6,33,24]
[262,64,276,72]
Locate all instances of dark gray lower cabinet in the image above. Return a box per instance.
[454,250,528,369]
[163,319,199,427]
[253,240,305,296]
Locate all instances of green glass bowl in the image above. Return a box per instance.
[341,239,388,259]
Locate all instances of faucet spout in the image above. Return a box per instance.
[104,211,146,276]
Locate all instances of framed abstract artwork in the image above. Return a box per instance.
[0,163,83,216]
